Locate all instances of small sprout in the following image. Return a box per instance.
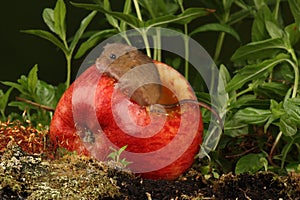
[107,145,132,168]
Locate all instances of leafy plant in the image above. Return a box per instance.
[223,0,300,173]
[22,0,102,88]
[191,0,251,62]
[1,65,63,125]
[0,88,13,121]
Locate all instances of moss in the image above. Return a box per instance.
[0,141,121,199]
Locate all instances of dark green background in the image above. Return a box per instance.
[0,1,235,90]
[1,1,293,92]
[1,0,92,89]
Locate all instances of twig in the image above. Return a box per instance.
[268,131,282,167]
[16,97,55,112]
[225,146,258,159]
[145,192,152,200]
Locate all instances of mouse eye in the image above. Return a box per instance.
[110,54,116,59]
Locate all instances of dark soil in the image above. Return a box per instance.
[112,167,300,200]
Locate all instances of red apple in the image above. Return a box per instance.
[50,61,203,180]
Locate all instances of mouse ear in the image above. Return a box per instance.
[103,43,137,52]
[122,44,137,52]
[103,43,113,49]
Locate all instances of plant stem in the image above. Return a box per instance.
[121,0,132,45]
[132,0,152,57]
[228,87,253,106]
[268,131,282,166]
[133,0,143,21]
[141,30,152,58]
[183,25,189,80]
[290,51,299,98]
[153,36,158,60]
[285,50,299,98]
[274,0,280,21]
[65,54,72,88]
[214,32,225,62]
[152,29,161,61]
[178,1,189,80]
[214,5,230,62]
[156,28,161,61]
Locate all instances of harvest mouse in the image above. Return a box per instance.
[96,43,161,106]
[96,43,223,130]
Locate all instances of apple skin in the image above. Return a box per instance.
[50,62,203,180]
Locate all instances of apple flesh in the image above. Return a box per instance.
[50,61,203,180]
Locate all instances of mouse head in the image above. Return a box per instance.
[96,43,137,72]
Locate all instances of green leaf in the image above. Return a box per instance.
[54,0,67,41]
[146,8,212,27]
[8,101,34,111]
[253,0,266,9]
[174,8,213,25]
[229,95,270,109]
[0,88,13,117]
[139,0,179,18]
[264,100,284,132]
[265,21,284,38]
[69,11,97,55]
[21,30,67,54]
[219,64,231,85]
[224,120,248,137]
[218,64,230,108]
[285,23,300,46]
[233,107,271,125]
[231,38,287,62]
[270,99,285,118]
[235,153,266,174]
[36,81,56,107]
[252,4,274,41]
[281,135,300,168]
[120,0,132,31]
[227,54,289,92]
[103,12,142,29]
[223,0,234,13]
[1,81,27,95]
[288,0,300,29]
[118,145,128,154]
[254,82,290,99]
[145,15,177,27]
[284,98,300,126]
[103,0,119,28]
[286,162,300,173]
[27,64,39,96]
[75,29,117,59]
[43,8,55,33]
[190,23,240,42]
[228,9,251,25]
[71,2,142,28]
[279,116,297,137]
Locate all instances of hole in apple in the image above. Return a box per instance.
[76,126,96,144]
[157,85,178,105]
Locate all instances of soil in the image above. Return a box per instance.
[1,121,300,200]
